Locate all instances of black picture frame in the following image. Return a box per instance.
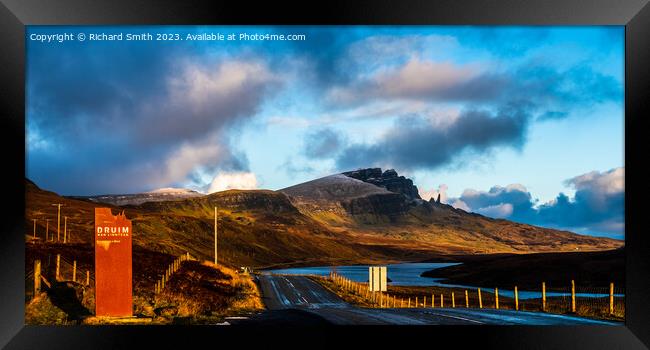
[1,0,648,348]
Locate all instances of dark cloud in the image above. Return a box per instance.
[459,184,538,220]
[324,56,621,173]
[325,58,511,107]
[326,60,621,112]
[26,31,279,195]
[452,168,624,238]
[535,168,624,235]
[335,105,529,171]
[303,128,346,159]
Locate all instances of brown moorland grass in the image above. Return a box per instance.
[153,261,264,324]
[25,243,263,325]
[26,178,622,272]
[25,292,72,325]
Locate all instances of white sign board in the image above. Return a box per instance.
[368,266,387,292]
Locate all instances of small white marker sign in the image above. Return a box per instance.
[369,266,387,292]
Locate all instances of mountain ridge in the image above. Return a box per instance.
[25,169,623,268]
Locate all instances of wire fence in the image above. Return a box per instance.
[26,253,95,301]
[326,273,624,320]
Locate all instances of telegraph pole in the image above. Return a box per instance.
[214,207,217,265]
[52,203,63,242]
[32,219,37,239]
[63,216,68,243]
[45,219,51,241]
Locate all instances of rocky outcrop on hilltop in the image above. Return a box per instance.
[339,192,412,223]
[280,172,422,224]
[342,168,421,200]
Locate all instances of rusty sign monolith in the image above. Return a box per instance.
[95,208,132,317]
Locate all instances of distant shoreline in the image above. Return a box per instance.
[420,248,624,290]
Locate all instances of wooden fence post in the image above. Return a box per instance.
[571,280,576,313]
[609,282,614,315]
[465,290,469,308]
[34,260,41,295]
[542,282,546,312]
[56,254,60,281]
[452,292,455,308]
[515,286,519,311]
[478,288,483,309]
[72,260,77,282]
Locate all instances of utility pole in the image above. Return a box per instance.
[52,203,63,242]
[32,219,37,239]
[214,206,217,265]
[63,216,68,243]
[45,219,51,241]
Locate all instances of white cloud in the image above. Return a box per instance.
[375,58,479,98]
[208,172,258,193]
[450,199,471,211]
[476,203,514,218]
[446,167,624,237]
[419,184,449,202]
[161,138,224,186]
[327,57,485,106]
[169,59,277,116]
[568,167,624,195]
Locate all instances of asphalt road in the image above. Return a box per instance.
[235,274,621,326]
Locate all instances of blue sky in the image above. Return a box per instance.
[25,26,624,239]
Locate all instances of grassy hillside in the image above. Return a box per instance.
[25,180,409,269]
[26,178,623,270]
[25,242,264,325]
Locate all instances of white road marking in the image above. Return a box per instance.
[263,275,615,325]
[268,277,291,306]
[421,310,485,324]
